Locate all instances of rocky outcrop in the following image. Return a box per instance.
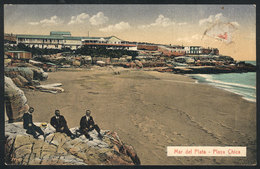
[4,74,63,121]
[4,76,29,122]
[157,63,256,74]
[5,122,141,165]
[5,66,48,84]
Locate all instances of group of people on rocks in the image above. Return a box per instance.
[23,107,103,140]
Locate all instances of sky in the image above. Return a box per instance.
[4,4,256,61]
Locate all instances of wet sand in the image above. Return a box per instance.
[24,67,256,165]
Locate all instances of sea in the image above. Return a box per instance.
[188,61,256,102]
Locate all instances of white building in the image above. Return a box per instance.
[189,46,202,54]
[17,32,66,49]
[16,31,137,51]
[82,36,137,51]
[184,46,190,54]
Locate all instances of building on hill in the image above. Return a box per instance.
[15,31,137,51]
[137,44,158,51]
[158,45,185,57]
[189,46,202,55]
[16,34,65,49]
[63,36,83,49]
[184,46,219,55]
[82,36,137,51]
[201,47,219,55]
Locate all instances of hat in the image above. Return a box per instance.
[41,122,47,128]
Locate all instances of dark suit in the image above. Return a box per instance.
[50,115,73,136]
[79,116,101,139]
[23,113,44,138]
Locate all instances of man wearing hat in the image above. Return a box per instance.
[50,110,75,139]
[23,107,44,139]
[79,110,102,140]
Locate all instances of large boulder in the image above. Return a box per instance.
[5,67,34,82]
[134,60,143,68]
[4,76,29,122]
[5,122,141,165]
[72,60,81,67]
[5,67,48,83]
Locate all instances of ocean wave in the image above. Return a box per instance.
[195,74,256,89]
[222,87,255,97]
[212,84,256,102]
[190,74,256,102]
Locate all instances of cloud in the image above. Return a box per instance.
[139,14,175,28]
[28,16,63,26]
[199,13,226,26]
[89,12,108,25]
[178,22,187,26]
[215,13,224,21]
[67,12,108,25]
[68,13,89,25]
[28,22,39,26]
[40,16,63,25]
[153,15,174,27]
[199,15,214,26]
[99,21,131,32]
[230,21,240,27]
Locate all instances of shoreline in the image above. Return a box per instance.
[185,73,256,103]
[143,66,256,103]
[23,67,256,165]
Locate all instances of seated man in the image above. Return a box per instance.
[50,110,75,139]
[79,110,102,141]
[23,107,44,139]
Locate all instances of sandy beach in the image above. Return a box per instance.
[23,67,256,165]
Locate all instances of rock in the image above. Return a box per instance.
[42,72,48,80]
[61,65,71,68]
[35,83,64,93]
[96,61,106,67]
[124,144,141,165]
[72,60,81,67]
[12,77,23,87]
[170,64,256,74]
[4,76,29,122]
[134,60,143,68]
[5,67,34,82]
[5,122,141,165]
[130,62,136,68]
[17,75,29,86]
[31,68,48,81]
[5,66,48,82]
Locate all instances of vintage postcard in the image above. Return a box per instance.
[3,4,256,165]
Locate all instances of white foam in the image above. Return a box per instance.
[194,74,255,89]
[213,86,256,102]
[242,97,256,102]
[209,79,255,89]
[191,74,256,103]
